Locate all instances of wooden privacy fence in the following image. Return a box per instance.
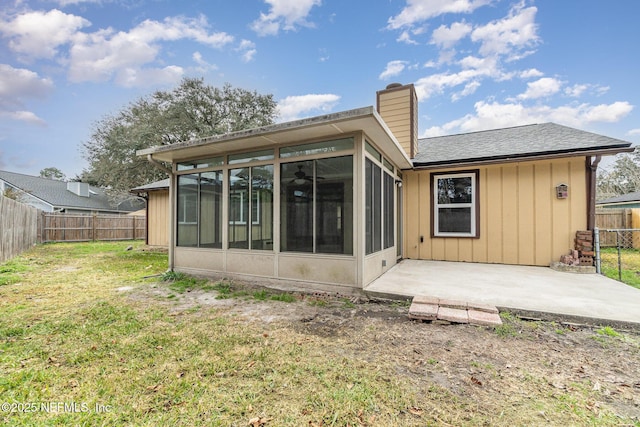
[40,212,145,243]
[0,195,39,263]
[595,208,640,247]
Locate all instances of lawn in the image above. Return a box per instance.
[600,247,640,288]
[1,242,639,426]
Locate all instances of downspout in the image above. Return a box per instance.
[146,154,174,271]
[586,155,602,231]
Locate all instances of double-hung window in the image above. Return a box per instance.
[432,171,478,237]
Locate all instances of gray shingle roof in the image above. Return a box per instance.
[414,123,632,166]
[131,179,170,193]
[0,170,142,212]
[597,191,640,205]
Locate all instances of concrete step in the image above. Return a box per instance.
[409,296,502,326]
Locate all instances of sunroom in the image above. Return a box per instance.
[139,106,412,292]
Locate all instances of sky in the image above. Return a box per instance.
[1,0,639,180]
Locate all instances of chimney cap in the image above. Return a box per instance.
[385,83,403,90]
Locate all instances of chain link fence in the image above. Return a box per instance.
[594,228,640,283]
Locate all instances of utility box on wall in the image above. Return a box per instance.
[556,183,568,199]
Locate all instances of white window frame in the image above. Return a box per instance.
[433,172,476,237]
[228,189,260,225]
[178,193,198,225]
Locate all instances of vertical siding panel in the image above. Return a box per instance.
[420,172,439,260]
[458,239,473,262]
[533,163,553,265]
[501,164,519,264]
[404,171,420,259]
[471,168,488,263]
[444,239,459,261]
[569,158,588,235]
[486,166,503,263]
[551,161,571,261]
[517,164,535,265]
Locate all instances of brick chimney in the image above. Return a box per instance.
[376,83,418,159]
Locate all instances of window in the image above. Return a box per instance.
[280,156,353,255]
[177,172,223,248]
[432,171,478,237]
[365,158,381,255]
[383,172,394,249]
[228,165,273,250]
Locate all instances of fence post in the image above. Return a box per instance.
[594,227,601,274]
[132,215,136,240]
[92,213,97,241]
[616,230,622,282]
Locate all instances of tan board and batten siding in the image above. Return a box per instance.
[403,157,587,266]
[377,84,418,158]
[147,189,169,246]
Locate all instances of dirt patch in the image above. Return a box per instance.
[127,280,640,422]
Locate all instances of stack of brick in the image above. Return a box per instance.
[575,230,594,266]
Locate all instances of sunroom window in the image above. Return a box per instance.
[177,171,223,248]
[433,171,478,237]
[280,156,353,255]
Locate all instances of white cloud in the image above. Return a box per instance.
[388,0,490,29]
[277,93,340,122]
[520,68,543,79]
[564,83,588,98]
[0,64,52,125]
[379,60,409,80]
[115,65,184,88]
[470,3,539,59]
[67,15,233,84]
[422,100,634,137]
[0,9,90,60]
[252,0,321,36]
[451,80,480,101]
[430,21,472,49]
[627,129,640,136]
[3,110,47,126]
[397,30,418,45]
[516,77,562,100]
[238,40,257,62]
[414,56,500,100]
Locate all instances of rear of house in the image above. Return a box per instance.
[138,83,632,293]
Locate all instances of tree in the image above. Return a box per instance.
[40,167,66,181]
[81,78,277,195]
[597,149,640,200]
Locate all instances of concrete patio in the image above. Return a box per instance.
[365,259,640,327]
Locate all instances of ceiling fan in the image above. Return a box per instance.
[290,164,323,185]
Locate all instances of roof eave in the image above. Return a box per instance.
[137,106,413,170]
[412,145,633,170]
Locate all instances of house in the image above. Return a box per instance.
[0,170,144,214]
[137,83,633,293]
[597,191,640,209]
[131,179,170,246]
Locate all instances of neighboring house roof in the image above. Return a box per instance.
[0,170,143,212]
[597,191,640,205]
[414,123,633,167]
[131,179,170,193]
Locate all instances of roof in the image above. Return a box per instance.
[414,123,633,168]
[138,106,413,170]
[0,170,142,212]
[597,191,640,205]
[131,178,170,193]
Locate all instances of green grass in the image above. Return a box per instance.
[600,247,640,288]
[0,242,635,426]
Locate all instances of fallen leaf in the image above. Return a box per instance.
[68,379,79,388]
[156,345,163,350]
[408,407,423,416]
[146,384,163,392]
[471,376,483,386]
[346,383,354,390]
[176,372,184,378]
